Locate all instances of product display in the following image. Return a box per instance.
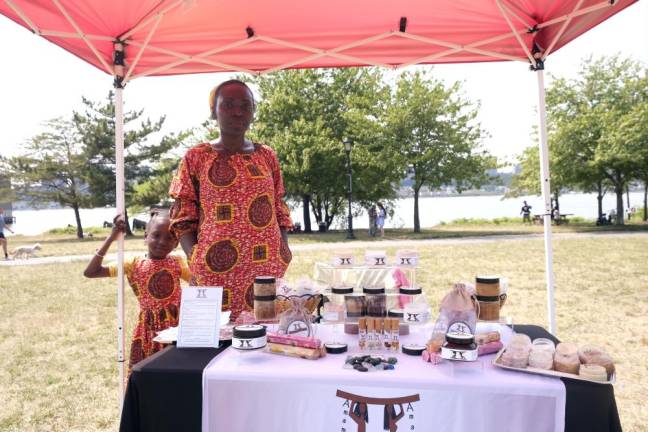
[365,293,387,317]
[267,332,321,349]
[402,344,426,356]
[266,342,324,359]
[345,294,365,318]
[475,276,500,297]
[441,332,479,362]
[253,276,277,321]
[578,364,608,382]
[324,342,348,354]
[528,349,554,370]
[277,297,313,337]
[344,355,398,372]
[495,337,615,383]
[554,342,580,374]
[578,346,615,378]
[232,324,267,351]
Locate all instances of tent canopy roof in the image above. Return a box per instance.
[1,0,637,84]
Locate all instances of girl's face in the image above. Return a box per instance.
[145,219,178,259]
[215,83,255,135]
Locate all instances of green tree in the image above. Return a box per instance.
[386,71,494,232]
[251,68,399,231]
[541,56,645,225]
[609,91,648,221]
[8,118,91,238]
[73,92,185,234]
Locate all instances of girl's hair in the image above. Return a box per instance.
[208,79,255,120]
[147,208,170,231]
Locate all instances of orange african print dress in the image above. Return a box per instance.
[169,143,293,320]
[109,255,190,370]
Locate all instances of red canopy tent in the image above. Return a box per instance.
[1,0,639,399]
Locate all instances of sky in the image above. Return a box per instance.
[0,2,646,166]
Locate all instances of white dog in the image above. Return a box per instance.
[11,243,42,259]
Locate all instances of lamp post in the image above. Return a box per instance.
[344,138,355,240]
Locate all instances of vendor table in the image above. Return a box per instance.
[119,325,621,432]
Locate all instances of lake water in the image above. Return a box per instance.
[7,191,644,235]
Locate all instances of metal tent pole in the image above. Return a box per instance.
[113,42,127,406]
[535,67,557,334]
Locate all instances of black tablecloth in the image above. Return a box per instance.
[119,326,621,432]
[120,342,229,432]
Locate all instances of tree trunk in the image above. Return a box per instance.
[413,187,421,233]
[615,181,624,226]
[124,208,134,236]
[626,184,631,209]
[302,194,312,233]
[643,180,648,222]
[596,181,604,222]
[553,191,560,213]
[72,204,84,239]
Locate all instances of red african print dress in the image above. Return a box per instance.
[109,255,190,370]
[169,143,293,320]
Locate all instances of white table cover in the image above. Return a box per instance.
[202,323,565,432]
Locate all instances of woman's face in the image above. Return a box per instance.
[215,83,255,135]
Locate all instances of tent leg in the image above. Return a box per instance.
[536,69,557,334]
[115,85,126,406]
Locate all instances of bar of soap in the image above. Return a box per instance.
[266,342,324,360]
[579,364,608,382]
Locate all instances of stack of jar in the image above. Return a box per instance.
[475,276,507,321]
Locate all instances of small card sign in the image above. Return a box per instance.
[177,286,223,348]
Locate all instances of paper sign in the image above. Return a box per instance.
[177,286,223,348]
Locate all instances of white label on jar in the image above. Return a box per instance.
[441,346,478,362]
[232,336,267,350]
[397,256,418,267]
[334,256,354,266]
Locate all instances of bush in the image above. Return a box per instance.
[47,226,108,235]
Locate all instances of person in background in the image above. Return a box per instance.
[520,201,532,223]
[0,208,14,260]
[83,211,190,371]
[376,202,387,237]
[169,79,293,321]
[368,204,377,237]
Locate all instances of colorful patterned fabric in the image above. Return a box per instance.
[109,255,190,370]
[169,143,293,320]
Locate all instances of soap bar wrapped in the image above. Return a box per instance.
[267,332,322,350]
[475,331,500,345]
[477,340,503,356]
[266,342,325,360]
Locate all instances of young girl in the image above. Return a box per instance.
[84,211,190,370]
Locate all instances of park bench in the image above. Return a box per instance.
[555,213,573,225]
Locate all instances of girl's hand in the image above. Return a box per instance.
[109,215,127,240]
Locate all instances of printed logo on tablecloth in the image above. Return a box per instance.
[336,390,420,432]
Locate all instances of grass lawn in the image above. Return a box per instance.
[1,235,647,431]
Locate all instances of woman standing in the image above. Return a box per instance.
[169,80,293,320]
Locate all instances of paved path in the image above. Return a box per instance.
[1,231,647,267]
